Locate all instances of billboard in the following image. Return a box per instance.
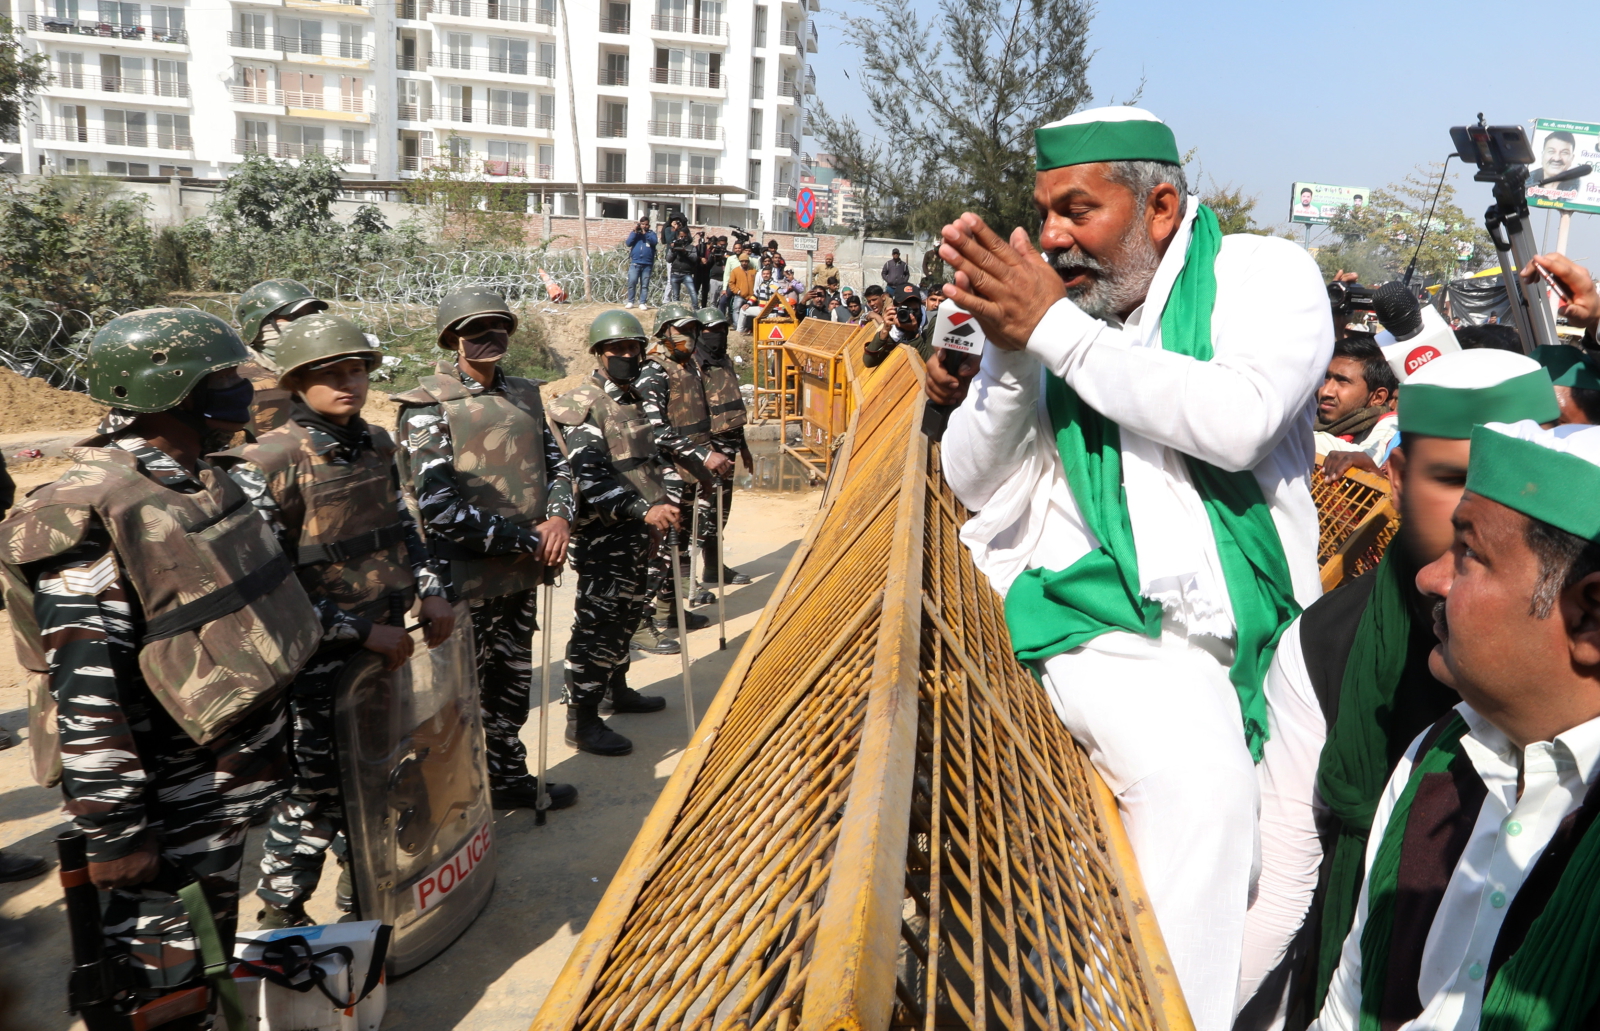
[1527,118,1600,215]
[1289,182,1371,225]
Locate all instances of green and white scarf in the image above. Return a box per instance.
[1003,204,1301,760]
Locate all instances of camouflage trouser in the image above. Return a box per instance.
[471,589,539,789]
[567,518,653,707]
[256,645,359,910]
[648,481,722,601]
[103,704,288,994]
[695,475,734,574]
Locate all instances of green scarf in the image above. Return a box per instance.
[1359,715,1600,1031]
[1004,204,1301,760]
[1313,548,1412,1009]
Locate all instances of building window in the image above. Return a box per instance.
[601,149,625,182]
[105,160,150,176]
[751,56,764,99]
[747,158,760,192]
[748,108,762,150]
[158,164,194,176]
[753,5,766,47]
[155,112,190,149]
[537,143,553,178]
[103,108,148,147]
[537,92,555,129]
[536,41,556,77]
[487,139,526,175]
[338,22,363,59]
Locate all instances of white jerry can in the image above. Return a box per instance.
[231,920,389,1031]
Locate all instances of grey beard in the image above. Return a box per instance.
[1047,220,1163,322]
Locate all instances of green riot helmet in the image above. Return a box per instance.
[694,306,730,329]
[587,309,648,352]
[274,314,382,383]
[436,287,517,348]
[236,279,327,350]
[652,304,699,337]
[86,308,252,413]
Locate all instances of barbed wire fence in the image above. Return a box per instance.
[1,246,686,392]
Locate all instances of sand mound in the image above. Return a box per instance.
[0,369,107,434]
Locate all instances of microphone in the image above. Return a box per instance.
[1373,281,1424,341]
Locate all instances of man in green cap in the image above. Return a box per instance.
[393,287,577,809]
[212,313,491,927]
[929,105,1333,1030]
[548,310,680,756]
[1534,344,1600,425]
[0,309,320,1005]
[1242,349,1561,1025]
[234,279,330,438]
[1315,418,1600,1031]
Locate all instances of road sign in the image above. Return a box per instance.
[795,187,816,229]
[792,235,818,252]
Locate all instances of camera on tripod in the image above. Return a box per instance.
[1327,281,1375,315]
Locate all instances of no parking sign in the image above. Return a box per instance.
[796,187,816,229]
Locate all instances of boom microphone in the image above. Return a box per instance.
[1372,281,1424,341]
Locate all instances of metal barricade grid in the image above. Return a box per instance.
[1310,457,1400,591]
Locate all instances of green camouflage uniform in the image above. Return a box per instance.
[0,433,318,994]
[218,409,447,912]
[694,326,747,577]
[393,362,574,791]
[548,372,672,706]
[637,344,714,604]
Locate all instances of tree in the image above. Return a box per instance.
[811,0,1093,239]
[405,155,531,250]
[213,151,344,233]
[0,17,47,141]
[0,175,158,310]
[1201,182,1273,236]
[1318,164,1494,285]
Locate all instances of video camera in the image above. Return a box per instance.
[1326,281,1375,316]
[729,225,752,248]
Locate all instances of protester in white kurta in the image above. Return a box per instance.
[941,113,1332,1031]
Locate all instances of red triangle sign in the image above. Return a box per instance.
[767,325,787,340]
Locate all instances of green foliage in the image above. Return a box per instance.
[404,155,532,250]
[376,317,563,391]
[1319,164,1495,284]
[350,204,389,234]
[1202,183,1273,236]
[811,0,1094,238]
[214,151,344,233]
[0,175,159,310]
[0,17,47,139]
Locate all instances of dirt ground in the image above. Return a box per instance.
[0,421,819,1030]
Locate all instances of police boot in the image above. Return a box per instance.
[700,540,754,587]
[257,902,315,930]
[653,596,710,633]
[564,673,633,756]
[600,666,666,715]
[631,615,681,655]
[335,863,355,913]
[490,776,579,811]
[0,850,47,883]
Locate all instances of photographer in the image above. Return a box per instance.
[864,283,928,368]
[667,227,696,304]
[800,286,832,321]
[625,218,658,310]
[691,230,714,307]
[705,234,729,310]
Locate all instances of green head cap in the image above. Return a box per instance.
[87,308,251,413]
[1467,421,1600,541]
[436,287,517,348]
[1534,344,1600,391]
[236,279,326,349]
[694,306,730,329]
[653,304,699,337]
[1035,106,1181,172]
[274,314,381,381]
[587,309,648,352]
[1398,349,1559,440]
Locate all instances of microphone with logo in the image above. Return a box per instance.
[1373,281,1460,382]
[922,299,987,441]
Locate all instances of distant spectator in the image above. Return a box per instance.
[841,294,864,324]
[667,227,696,304]
[706,234,729,311]
[766,241,787,273]
[778,267,803,305]
[812,252,840,288]
[727,252,758,332]
[881,248,910,290]
[625,218,658,309]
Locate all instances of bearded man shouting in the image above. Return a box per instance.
[929,106,1332,1031]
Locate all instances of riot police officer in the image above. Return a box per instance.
[691,306,753,590]
[548,311,676,756]
[213,314,457,928]
[0,309,320,1009]
[234,279,330,437]
[393,288,578,810]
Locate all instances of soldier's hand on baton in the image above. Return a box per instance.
[418,594,456,649]
[364,622,415,671]
[644,503,682,533]
[704,451,733,476]
[89,841,160,890]
[534,515,571,568]
[1524,254,1600,330]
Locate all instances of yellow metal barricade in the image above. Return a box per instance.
[531,346,1193,1031]
[752,294,800,422]
[779,318,878,481]
[1311,456,1399,592]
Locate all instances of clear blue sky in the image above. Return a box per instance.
[808,0,1598,263]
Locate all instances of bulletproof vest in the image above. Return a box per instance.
[241,352,292,438]
[645,345,712,446]
[698,354,747,434]
[393,362,549,601]
[0,443,319,754]
[549,374,667,513]
[227,419,414,621]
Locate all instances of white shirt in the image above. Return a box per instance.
[1315,703,1600,1031]
[943,205,1333,634]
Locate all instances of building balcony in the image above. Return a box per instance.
[648,120,722,142]
[226,32,374,61]
[430,52,555,77]
[598,16,630,33]
[427,0,556,28]
[47,72,191,100]
[807,23,818,51]
[28,15,187,46]
[234,138,373,164]
[647,171,719,185]
[647,67,723,91]
[804,67,815,94]
[648,14,726,37]
[777,79,800,101]
[598,69,629,86]
[429,105,555,132]
[396,52,422,70]
[397,102,426,120]
[774,131,798,150]
[778,29,798,48]
[284,0,371,12]
[36,123,193,150]
[595,169,627,183]
[597,119,627,138]
[397,0,422,17]
[772,181,796,200]
[808,0,820,9]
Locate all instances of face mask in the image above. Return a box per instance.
[193,377,255,425]
[605,354,642,383]
[700,330,728,360]
[460,329,510,362]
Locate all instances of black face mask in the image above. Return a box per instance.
[605,354,642,383]
[460,329,510,362]
[192,378,255,425]
[698,329,728,361]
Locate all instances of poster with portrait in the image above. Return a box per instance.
[1288,182,1371,225]
[1527,118,1600,215]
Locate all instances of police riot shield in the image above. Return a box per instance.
[336,600,495,976]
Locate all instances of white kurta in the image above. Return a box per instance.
[942,206,1332,1031]
[1314,704,1600,1031]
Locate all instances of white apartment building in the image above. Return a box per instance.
[1,0,816,229]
